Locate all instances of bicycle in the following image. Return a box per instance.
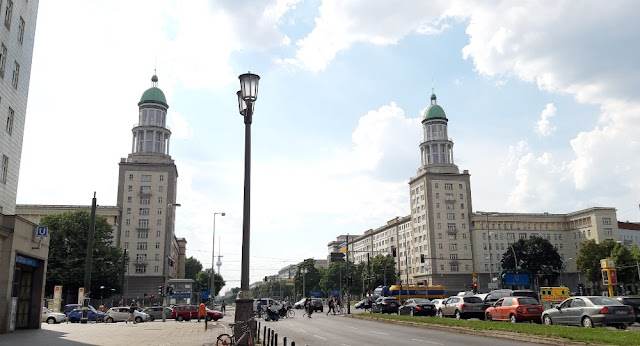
[216,318,255,346]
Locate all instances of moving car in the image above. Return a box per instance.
[484,297,543,323]
[68,307,106,323]
[541,296,635,328]
[293,298,307,309]
[105,306,149,323]
[170,304,223,321]
[614,297,640,324]
[437,296,484,319]
[398,298,436,316]
[253,298,283,313]
[355,299,372,310]
[142,306,173,321]
[371,297,399,314]
[310,298,323,312]
[42,307,67,324]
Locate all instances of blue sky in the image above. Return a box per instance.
[17,1,640,294]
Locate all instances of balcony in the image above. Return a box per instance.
[446,227,457,234]
[139,188,152,196]
[134,258,147,265]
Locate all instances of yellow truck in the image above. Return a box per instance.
[539,287,570,308]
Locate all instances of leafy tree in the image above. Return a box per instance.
[43,210,122,299]
[500,237,562,281]
[195,269,225,297]
[577,240,617,291]
[610,243,636,283]
[294,258,322,297]
[370,254,397,289]
[184,256,203,280]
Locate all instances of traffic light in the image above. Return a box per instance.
[148,294,154,299]
[331,252,345,262]
[392,247,397,257]
[578,283,584,295]
[264,276,268,282]
[420,254,425,263]
[472,282,478,293]
[348,277,353,286]
[166,286,174,296]
[158,285,163,296]
[168,258,174,267]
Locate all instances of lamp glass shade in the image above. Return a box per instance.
[237,90,247,115]
[239,72,260,102]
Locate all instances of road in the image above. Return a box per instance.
[234,311,544,346]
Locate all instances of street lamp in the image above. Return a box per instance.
[561,257,573,286]
[234,72,260,337]
[211,212,225,308]
[478,211,498,290]
[301,268,308,298]
[164,203,181,322]
[100,285,105,304]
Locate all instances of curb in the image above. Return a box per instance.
[346,315,611,346]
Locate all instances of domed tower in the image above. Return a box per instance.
[408,91,473,294]
[418,93,458,174]
[131,75,172,157]
[116,74,180,300]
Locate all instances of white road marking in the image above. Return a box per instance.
[314,335,328,340]
[412,338,444,345]
[341,344,352,346]
[300,329,308,333]
[369,331,389,335]
[346,326,358,329]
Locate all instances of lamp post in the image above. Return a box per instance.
[301,268,308,297]
[211,212,225,308]
[561,257,573,286]
[234,72,260,340]
[164,203,181,322]
[100,285,105,304]
[478,211,498,290]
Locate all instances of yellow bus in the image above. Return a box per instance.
[374,285,445,300]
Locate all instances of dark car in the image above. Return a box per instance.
[68,307,106,323]
[614,297,640,324]
[372,297,399,314]
[541,296,635,328]
[399,298,436,316]
[355,299,372,310]
[310,298,323,312]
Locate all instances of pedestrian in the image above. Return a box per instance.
[336,298,342,314]
[126,300,137,324]
[327,298,335,315]
[221,301,226,314]
[306,298,313,318]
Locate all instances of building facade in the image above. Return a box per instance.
[618,221,640,248]
[0,0,44,334]
[115,74,181,298]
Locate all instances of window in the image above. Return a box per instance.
[139,208,149,215]
[0,43,5,77]
[435,193,439,199]
[124,242,129,249]
[440,265,444,271]
[140,186,151,193]
[438,243,443,249]
[17,16,24,43]
[449,243,458,251]
[437,233,442,239]
[603,217,611,225]
[507,233,515,240]
[127,196,132,203]
[447,213,455,220]
[155,254,160,261]
[447,223,456,231]
[155,242,160,249]
[459,183,463,189]
[137,230,149,238]
[156,220,161,226]
[159,175,164,181]
[157,208,162,215]
[135,265,146,274]
[4,0,12,29]
[126,208,131,214]
[159,185,164,192]
[460,203,464,209]
[141,174,151,182]
[450,265,459,272]
[154,265,159,272]
[434,183,439,188]
[129,174,133,180]
[5,107,12,134]
[138,219,149,228]
[128,185,133,192]
[125,230,130,237]
[125,219,131,226]
[156,230,161,237]
[140,197,150,204]
[444,183,453,190]
[158,196,163,203]
[136,242,147,250]
[459,193,463,199]
[604,228,613,236]
[519,233,527,239]
[11,61,18,88]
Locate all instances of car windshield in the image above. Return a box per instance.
[414,298,431,304]
[517,297,539,305]
[622,298,640,305]
[43,308,52,313]
[463,297,482,303]
[588,297,620,306]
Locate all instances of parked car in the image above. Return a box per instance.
[430,298,445,312]
[482,289,538,309]
[64,304,100,316]
[142,306,173,321]
[42,307,67,324]
[541,296,635,328]
[310,298,323,312]
[371,297,399,314]
[398,298,436,316]
[355,299,372,310]
[614,297,640,324]
[68,307,106,323]
[437,296,484,319]
[293,298,307,309]
[105,306,149,323]
[484,297,543,323]
[170,304,223,321]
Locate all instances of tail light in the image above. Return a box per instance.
[630,307,634,315]
[598,307,611,314]
[416,306,422,310]
[516,307,523,313]
[432,305,436,310]
[460,304,466,309]
[382,302,388,306]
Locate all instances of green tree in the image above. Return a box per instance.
[196,269,225,297]
[370,254,397,289]
[43,210,122,299]
[610,243,636,283]
[184,256,203,280]
[577,240,617,291]
[295,259,322,297]
[500,237,562,282]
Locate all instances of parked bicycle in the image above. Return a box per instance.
[216,317,255,346]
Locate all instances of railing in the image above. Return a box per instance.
[132,122,171,131]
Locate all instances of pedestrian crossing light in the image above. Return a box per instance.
[149,294,154,299]
[392,247,397,257]
[420,254,425,263]
[158,285,163,296]
[472,282,478,294]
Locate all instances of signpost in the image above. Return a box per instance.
[601,258,616,297]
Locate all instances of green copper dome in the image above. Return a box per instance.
[423,93,447,120]
[139,75,167,105]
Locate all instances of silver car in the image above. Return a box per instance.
[42,307,67,324]
[541,296,635,328]
[141,306,172,321]
[437,296,485,319]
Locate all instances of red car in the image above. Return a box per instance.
[485,296,543,323]
[171,305,223,321]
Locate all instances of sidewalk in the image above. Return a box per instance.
[0,318,231,346]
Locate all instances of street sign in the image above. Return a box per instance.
[472,270,477,276]
[37,226,48,237]
[285,280,294,286]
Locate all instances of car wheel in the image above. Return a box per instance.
[149,315,155,321]
[70,317,77,323]
[486,312,492,321]
[582,316,593,328]
[213,318,219,321]
[135,316,142,323]
[46,317,56,324]
[106,317,114,323]
[455,310,462,320]
[206,315,212,321]
[177,315,184,322]
[437,310,443,318]
[510,314,517,324]
[410,309,414,316]
[543,315,552,325]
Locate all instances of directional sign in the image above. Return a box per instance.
[37,226,48,237]
[285,280,294,286]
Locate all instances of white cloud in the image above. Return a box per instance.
[535,103,557,136]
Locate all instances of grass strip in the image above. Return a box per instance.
[353,313,640,345]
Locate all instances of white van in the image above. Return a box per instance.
[253,298,282,313]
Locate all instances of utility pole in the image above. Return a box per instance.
[367,252,371,298]
[81,192,97,323]
[346,234,350,314]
